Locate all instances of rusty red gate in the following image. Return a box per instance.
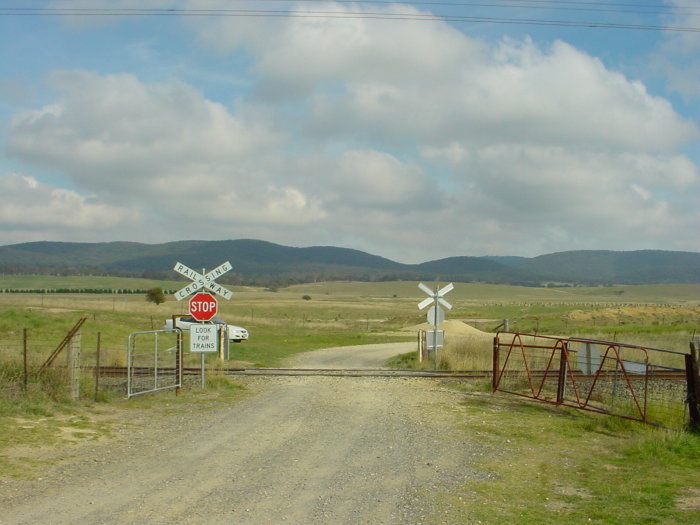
[492,332,689,429]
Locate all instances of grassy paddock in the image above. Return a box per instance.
[0,280,697,403]
[431,387,700,524]
[0,279,698,522]
[0,280,696,370]
[0,275,187,291]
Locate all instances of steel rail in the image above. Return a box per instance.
[225,367,489,378]
[90,365,686,380]
[92,365,490,379]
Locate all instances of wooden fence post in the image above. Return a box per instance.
[417,330,428,363]
[68,329,81,401]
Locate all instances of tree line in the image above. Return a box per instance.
[0,288,176,294]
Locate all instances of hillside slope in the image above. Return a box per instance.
[513,250,700,284]
[0,240,697,285]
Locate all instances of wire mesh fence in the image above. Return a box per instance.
[0,322,123,402]
[493,332,692,429]
[1,328,81,400]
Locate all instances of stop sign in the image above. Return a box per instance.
[189,292,218,321]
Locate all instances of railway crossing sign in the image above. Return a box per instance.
[189,292,218,321]
[418,282,453,327]
[173,261,234,301]
[418,282,453,362]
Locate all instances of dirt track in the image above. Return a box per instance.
[1,343,485,524]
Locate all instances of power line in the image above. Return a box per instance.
[243,0,700,16]
[1,3,698,33]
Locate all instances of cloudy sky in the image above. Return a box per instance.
[1,1,699,263]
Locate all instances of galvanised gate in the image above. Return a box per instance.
[127,329,183,398]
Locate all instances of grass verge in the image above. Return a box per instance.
[428,386,700,524]
[0,375,248,479]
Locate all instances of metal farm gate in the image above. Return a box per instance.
[492,332,690,429]
[127,329,183,398]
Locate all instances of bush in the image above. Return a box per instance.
[145,287,166,305]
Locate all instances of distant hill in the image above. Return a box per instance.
[511,250,700,285]
[413,257,540,285]
[0,240,697,286]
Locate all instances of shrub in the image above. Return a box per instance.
[145,287,166,305]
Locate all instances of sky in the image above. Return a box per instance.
[0,0,699,263]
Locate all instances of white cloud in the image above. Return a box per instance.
[330,150,438,209]
[187,6,697,148]
[208,185,327,226]
[440,145,700,254]
[648,0,700,99]
[0,172,140,242]
[3,5,700,260]
[8,70,282,198]
[306,37,697,153]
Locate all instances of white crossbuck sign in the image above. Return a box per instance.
[173,261,234,301]
[418,282,454,327]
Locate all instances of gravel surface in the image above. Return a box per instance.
[1,343,487,524]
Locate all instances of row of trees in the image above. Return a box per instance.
[0,288,175,294]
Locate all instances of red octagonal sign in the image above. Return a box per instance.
[189,292,218,321]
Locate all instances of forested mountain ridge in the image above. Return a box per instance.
[0,240,697,286]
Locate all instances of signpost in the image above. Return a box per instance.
[172,261,235,386]
[418,282,454,366]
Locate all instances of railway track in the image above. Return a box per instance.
[225,367,490,378]
[94,365,491,379]
[92,365,687,381]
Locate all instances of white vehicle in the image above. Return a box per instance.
[163,316,249,342]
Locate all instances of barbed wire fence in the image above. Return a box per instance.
[0,319,122,403]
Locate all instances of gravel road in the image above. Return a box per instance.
[1,343,486,524]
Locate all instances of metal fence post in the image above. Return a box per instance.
[175,328,182,396]
[94,332,101,402]
[22,328,28,393]
[556,342,568,404]
[492,335,500,392]
[154,332,159,391]
[687,342,700,431]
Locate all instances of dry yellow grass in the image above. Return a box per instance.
[403,320,495,370]
[565,305,700,324]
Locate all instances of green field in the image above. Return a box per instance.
[3,274,699,301]
[0,278,698,365]
[0,274,189,291]
[0,277,699,522]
